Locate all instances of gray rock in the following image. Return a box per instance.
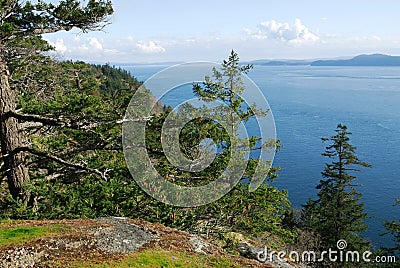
[237,243,306,268]
[0,247,44,268]
[94,217,156,254]
[189,235,211,254]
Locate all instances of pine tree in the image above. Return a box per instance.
[0,1,113,202]
[188,51,290,237]
[383,199,400,261]
[304,124,371,265]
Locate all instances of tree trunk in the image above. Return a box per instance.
[0,50,30,201]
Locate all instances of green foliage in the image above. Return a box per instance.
[0,1,113,40]
[0,0,290,247]
[1,1,113,74]
[302,124,371,267]
[0,1,115,203]
[1,1,294,248]
[142,51,293,240]
[1,51,294,247]
[1,60,142,217]
[193,50,257,122]
[194,183,294,243]
[383,199,400,260]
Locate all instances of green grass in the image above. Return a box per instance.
[0,223,64,246]
[63,249,240,268]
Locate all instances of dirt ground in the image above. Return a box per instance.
[0,217,274,267]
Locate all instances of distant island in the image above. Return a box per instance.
[251,54,400,66]
[311,54,400,66]
[249,59,313,66]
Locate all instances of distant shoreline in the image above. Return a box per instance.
[250,54,400,67]
[113,54,400,68]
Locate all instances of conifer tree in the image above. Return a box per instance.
[0,1,113,202]
[141,51,291,238]
[189,51,289,237]
[383,199,400,262]
[303,124,371,265]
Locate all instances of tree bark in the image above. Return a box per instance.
[0,48,30,201]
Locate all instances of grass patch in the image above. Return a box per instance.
[64,249,240,268]
[0,223,65,246]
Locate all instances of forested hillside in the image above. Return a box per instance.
[1,2,398,267]
[0,0,294,252]
[2,59,141,217]
[1,54,294,246]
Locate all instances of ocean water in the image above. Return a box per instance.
[121,64,400,249]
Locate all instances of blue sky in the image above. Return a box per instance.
[44,0,400,63]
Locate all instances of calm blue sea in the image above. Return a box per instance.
[121,64,400,249]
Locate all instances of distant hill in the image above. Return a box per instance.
[249,59,313,66]
[249,54,400,67]
[311,54,400,66]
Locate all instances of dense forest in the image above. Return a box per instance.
[0,1,399,267]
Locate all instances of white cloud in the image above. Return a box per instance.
[88,37,103,50]
[48,38,67,54]
[350,35,381,42]
[247,19,320,44]
[135,41,166,54]
[42,24,395,63]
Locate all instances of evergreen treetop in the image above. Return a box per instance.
[303,124,371,267]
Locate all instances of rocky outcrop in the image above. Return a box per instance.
[237,243,305,268]
[93,217,155,254]
[0,217,157,268]
[0,217,302,267]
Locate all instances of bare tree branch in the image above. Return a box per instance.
[3,146,110,180]
[6,110,153,130]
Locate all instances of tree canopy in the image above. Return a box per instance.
[0,0,113,38]
[0,1,113,203]
[302,124,371,267]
